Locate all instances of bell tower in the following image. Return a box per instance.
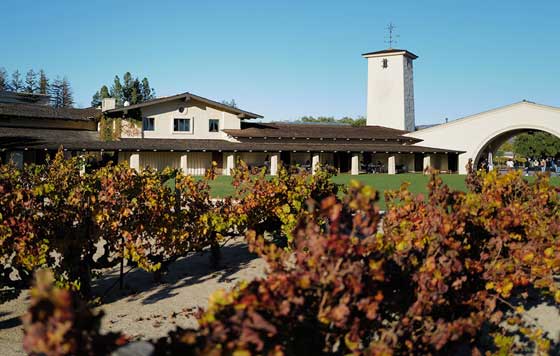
[362,48,417,131]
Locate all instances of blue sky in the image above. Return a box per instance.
[1,0,558,125]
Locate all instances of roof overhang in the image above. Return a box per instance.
[362,49,418,60]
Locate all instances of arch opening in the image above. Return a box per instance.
[474,128,560,173]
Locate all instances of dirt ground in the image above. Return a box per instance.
[0,237,266,356]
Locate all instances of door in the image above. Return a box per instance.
[212,151,224,173]
[414,154,424,172]
[448,154,458,173]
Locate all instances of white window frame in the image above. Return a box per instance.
[173,118,193,134]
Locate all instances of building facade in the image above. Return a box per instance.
[3,47,500,175]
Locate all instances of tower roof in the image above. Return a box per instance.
[362,48,418,59]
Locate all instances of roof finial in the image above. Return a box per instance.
[385,22,399,49]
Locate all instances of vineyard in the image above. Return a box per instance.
[1,152,560,355]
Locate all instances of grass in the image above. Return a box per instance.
[207,173,560,210]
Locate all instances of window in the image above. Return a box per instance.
[174,118,191,132]
[382,58,388,68]
[143,117,155,131]
[209,119,219,132]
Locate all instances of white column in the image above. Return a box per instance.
[129,153,140,171]
[270,153,279,176]
[351,153,360,175]
[312,154,320,174]
[388,155,396,175]
[224,153,235,176]
[488,152,494,171]
[180,154,188,173]
[423,155,432,173]
[9,151,24,169]
[79,155,86,176]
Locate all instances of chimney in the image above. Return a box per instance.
[101,98,116,112]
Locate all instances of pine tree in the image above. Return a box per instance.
[122,72,134,104]
[91,91,101,107]
[61,77,74,108]
[131,78,142,104]
[39,70,49,95]
[91,85,111,107]
[97,73,155,107]
[0,67,8,91]
[25,69,38,93]
[49,77,63,107]
[11,70,23,92]
[100,85,110,99]
[110,76,123,106]
[140,77,155,101]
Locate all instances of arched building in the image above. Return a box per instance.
[1,47,558,175]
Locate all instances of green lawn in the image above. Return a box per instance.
[207,173,560,209]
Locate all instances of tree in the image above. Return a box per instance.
[96,73,155,107]
[299,116,335,123]
[25,69,38,94]
[110,76,123,106]
[0,67,8,91]
[513,132,560,159]
[296,116,366,126]
[122,72,134,104]
[38,70,49,95]
[141,77,154,101]
[49,77,62,107]
[131,78,142,105]
[60,77,74,108]
[11,70,23,92]
[91,85,110,107]
[221,99,237,108]
[338,116,367,127]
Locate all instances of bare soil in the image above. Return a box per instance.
[0,237,266,356]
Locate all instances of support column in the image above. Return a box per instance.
[270,153,279,176]
[180,154,188,173]
[312,153,320,174]
[388,155,396,175]
[423,155,432,173]
[224,153,235,176]
[79,155,86,176]
[130,153,140,171]
[488,152,494,171]
[351,153,360,176]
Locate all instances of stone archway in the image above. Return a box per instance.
[406,101,560,174]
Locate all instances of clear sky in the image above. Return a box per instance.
[1,0,558,125]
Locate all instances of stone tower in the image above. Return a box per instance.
[362,49,417,131]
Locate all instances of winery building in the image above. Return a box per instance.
[1,48,476,174]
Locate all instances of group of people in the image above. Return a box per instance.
[479,156,560,174]
[524,157,560,173]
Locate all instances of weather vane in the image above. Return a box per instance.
[385,22,399,49]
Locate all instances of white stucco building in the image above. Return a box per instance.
[2,47,558,175]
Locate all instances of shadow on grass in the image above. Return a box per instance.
[91,239,260,306]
